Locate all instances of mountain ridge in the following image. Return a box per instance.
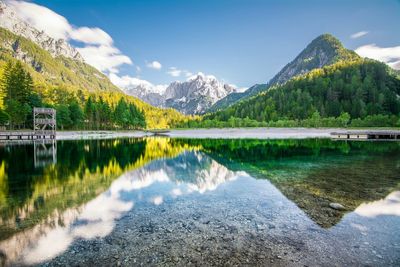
[124,73,236,115]
[204,58,400,126]
[209,34,360,112]
[0,27,120,93]
[0,0,83,61]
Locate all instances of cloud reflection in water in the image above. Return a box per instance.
[21,151,238,265]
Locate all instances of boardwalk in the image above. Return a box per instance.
[331,130,400,140]
[0,131,56,141]
[0,107,57,141]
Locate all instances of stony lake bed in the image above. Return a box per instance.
[0,136,399,266]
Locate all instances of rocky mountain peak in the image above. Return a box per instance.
[210,34,359,112]
[267,34,359,86]
[123,73,236,115]
[0,0,83,61]
[163,73,236,114]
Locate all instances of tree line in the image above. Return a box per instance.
[198,59,400,128]
[0,61,146,130]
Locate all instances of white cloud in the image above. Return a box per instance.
[236,87,248,93]
[228,84,248,93]
[355,191,400,218]
[77,45,132,73]
[167,67,194,78]
[7,0,71,40]
[109,73,168,94]
[167,67,182,77]
[7,0,132,73]
[350,31,368,39]
[355,44,400,70]
[70,27,113,46]
[187,72,217,81]
[146,61,162,70]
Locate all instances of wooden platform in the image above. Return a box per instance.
[0,131,56,141]
[331,130,400,140]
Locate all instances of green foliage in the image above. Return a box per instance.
[0,109,9,125]
[350,114,400,127]
[68,101,84,128]
[0,28,119,93]
[0,27,190,129]
[202,59,400,128]
[0,61,34,128]
[56,104,72,130]
[0,60,149,130]
[209,34,360,112]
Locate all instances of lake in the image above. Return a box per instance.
[0,137,399,266]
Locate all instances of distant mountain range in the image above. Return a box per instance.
[124,34,361,115]
[124,73,237,115]
[1,0,397,122]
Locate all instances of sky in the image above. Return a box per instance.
[6,0,400,91]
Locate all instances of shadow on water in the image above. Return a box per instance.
[0,137,399,265]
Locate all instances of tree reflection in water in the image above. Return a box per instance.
[0,137,398,265]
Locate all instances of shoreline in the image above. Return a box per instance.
[55,128,341,140]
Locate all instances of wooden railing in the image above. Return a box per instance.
[33,108,56,114]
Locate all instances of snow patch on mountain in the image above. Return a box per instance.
[121,72,237,114]
[0,0,83,61]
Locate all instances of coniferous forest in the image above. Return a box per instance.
[0,61,146,130]
[0,23,399,130]
[178,59,400,128]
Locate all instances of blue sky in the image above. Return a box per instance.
[17,0,400,88]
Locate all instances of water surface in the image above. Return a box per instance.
[0,138,399,266]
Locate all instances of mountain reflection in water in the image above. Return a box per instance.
[0,137,399,265]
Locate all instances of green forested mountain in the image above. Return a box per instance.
[195,59,400,127]
[0,28,119,93]
[209,34,360,112]
[0,27,190,129]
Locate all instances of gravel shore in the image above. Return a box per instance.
[56,128,340,140]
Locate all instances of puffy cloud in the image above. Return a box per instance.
[78,45,132,73]
[187,72,217,81]
[146,60,162,70]
[355,191,400,218]
[167,67,193,78]
[184,71,193,77]
[228,84,248,93]
[7,0,132,73]
[167,67,182,77]
[109,73,168,94]
[109,73,152,88]
[355,44,400,70]
[7,0,71,39]
[70,27,113,46]
[350,31,368,39]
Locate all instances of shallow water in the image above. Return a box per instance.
[0,138,399,266]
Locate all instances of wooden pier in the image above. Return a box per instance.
[331,130,400,141]
[0,131,56,141]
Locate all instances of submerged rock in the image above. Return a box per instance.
[329,203,346,211]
